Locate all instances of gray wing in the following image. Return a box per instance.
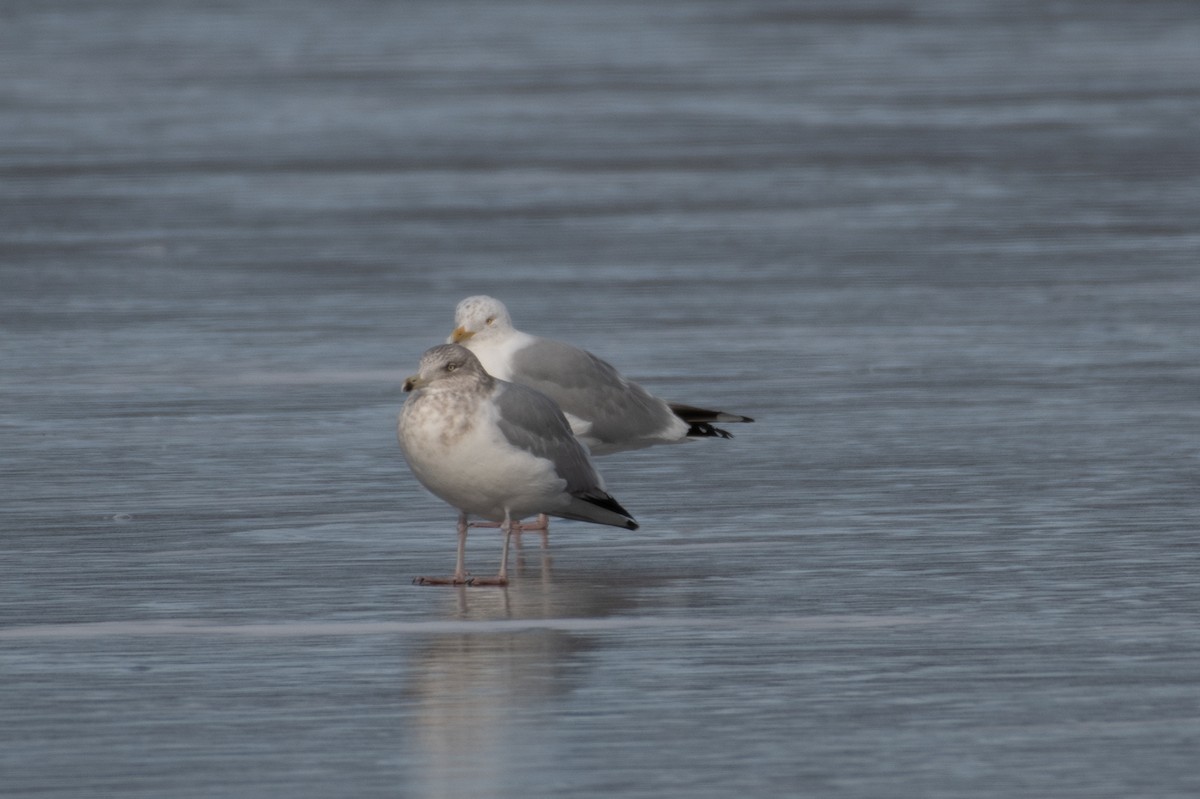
[491,380,605,495]
[509,337,678,444]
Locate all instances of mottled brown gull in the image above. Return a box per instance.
[397,344,638,586]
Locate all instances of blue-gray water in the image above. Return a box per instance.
[3,1,1199,797]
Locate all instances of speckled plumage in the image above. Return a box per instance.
[397,344,637,585]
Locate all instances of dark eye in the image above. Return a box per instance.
[485,316,495,325]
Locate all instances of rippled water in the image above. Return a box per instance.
[3,1,1199,797]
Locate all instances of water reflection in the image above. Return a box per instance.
[408,627,581,796]
[404,554,641,797]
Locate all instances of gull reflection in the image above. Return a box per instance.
[404,559,640,797]
[408,626,576,796]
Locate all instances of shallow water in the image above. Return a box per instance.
[3,1,1200,797]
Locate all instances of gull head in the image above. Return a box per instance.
[403,344,490,392]
[449,295,514,344]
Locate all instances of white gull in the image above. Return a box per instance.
[448,295,753,456]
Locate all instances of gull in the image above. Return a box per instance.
[448,295,754,455]
[397,344,638,586]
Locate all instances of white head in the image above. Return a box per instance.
[448,295,515,345]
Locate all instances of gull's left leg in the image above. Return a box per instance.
[414,511,473,586]
[468,508,511,587]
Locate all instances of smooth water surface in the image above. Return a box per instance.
[3,1,1199,797]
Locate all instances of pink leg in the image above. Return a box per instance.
[415,510,511,587]
[414,511,473,586]
[470,512,550,534]
[466,508,511,587]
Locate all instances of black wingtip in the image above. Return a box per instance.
[580,491,639,530]
[669,402,754,428]
[686,421,735,440]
